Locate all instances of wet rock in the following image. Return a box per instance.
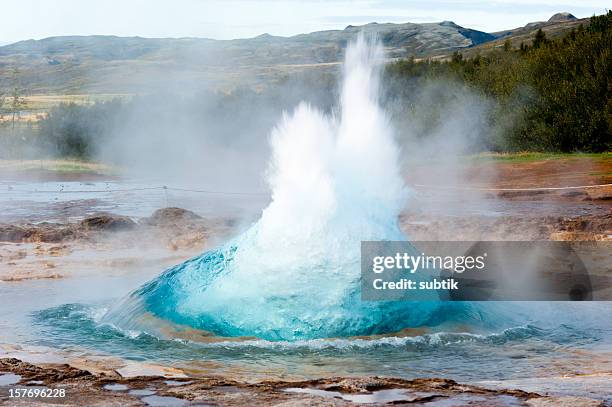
[0,358,93,383]
[497,190,550,199]
[528,396,604,406]
[0,223,75,243]
[560,190,589,199]
[142,207,203,227]
[556,215,611,233]
[79,213,137,232]
[585,186,612,201]
[140,208,221,251]
[0,225,28,242]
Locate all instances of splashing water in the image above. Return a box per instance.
[105,35,448,341]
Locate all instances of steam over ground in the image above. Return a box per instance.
[0,50,500,200]
[93,74,497,194]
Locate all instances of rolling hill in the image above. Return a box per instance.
[0,13,591,94]
[0,21,493,94]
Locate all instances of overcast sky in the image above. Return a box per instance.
[1,0,609,44]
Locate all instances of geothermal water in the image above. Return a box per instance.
[104,36,450,340]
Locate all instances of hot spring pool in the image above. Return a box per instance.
[1,274,611,384]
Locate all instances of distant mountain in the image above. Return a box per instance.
[0,13,589,94]
[548,12,577,23]
[0,21,493,94]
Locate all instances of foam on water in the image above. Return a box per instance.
[39,303,555,352]
[29,302,612,384]
[103,35,456,340]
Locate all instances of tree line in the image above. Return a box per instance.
[384,11,612,152]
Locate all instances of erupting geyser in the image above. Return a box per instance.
[105,35,443,341]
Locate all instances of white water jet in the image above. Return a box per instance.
[107,35,441,340]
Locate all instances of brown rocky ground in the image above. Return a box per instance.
[1,208,608,283]
[0,208,236,282]
[401,213,612,242]
[0,207,233,246]
[402,154,611,241]
[406,154,612,204]
[1,358,608,406]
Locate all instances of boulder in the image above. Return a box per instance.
[142,207,203,227]
[79,213,136,232]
